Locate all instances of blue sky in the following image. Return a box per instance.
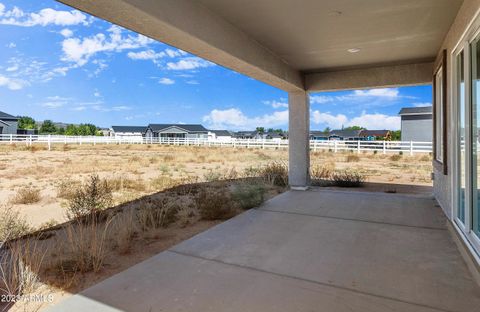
[0,0,432,131]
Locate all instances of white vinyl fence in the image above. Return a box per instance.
[0,134,432,155]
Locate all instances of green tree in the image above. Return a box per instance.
[65,124,78,136]
[391,130,401,141]
[39,120,57,134]
[256,127,265,134]
[343,126,366,131]
[323,127,331,133]
[18,116,36,130]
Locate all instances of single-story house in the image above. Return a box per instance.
[111,126,147,140]
[0,111,19,135]
[328,130,363,141]
[146,124,209,139]
[359,130,392,141]
[310,131,329,141]
[398,106,432,142]
[260,131,286,141]
[234,131,259,139]
[208,130,233,141]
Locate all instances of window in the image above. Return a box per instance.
[433,50,447,174]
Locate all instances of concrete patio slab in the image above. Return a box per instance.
[48,189,480,312]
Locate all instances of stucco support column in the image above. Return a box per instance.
[288,91,310,189]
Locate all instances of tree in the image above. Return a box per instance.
[18,116,36,130]
[255,127,265,134]
[343,126,366,131]
[391,130,401,141]
[323,127,331,133]
[39,120,57,134]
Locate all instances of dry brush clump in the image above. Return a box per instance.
[195,187,236,220]
[231,183,266,210]
[331,170,366,187]
[12,186,41,205]
[0,205,31,243]
[259,162,288,187]
[136,198,180,232]
[346,154,360,162]
[65,174,113,220]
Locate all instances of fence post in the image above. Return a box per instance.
[410,141,413,156]
[47,134,51,151]
[383,141,386,154]
[334,141,337,153]
[357,140,360,154]
[9,134,12,144]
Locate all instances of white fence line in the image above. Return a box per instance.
[0,134,432,154]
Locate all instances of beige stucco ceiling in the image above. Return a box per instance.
[197,0,463,72]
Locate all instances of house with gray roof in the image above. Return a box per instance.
[0,111,19,136]
[111,126,147,140]
[146,124,209,139]
[398,106,432,142]
[208,130,232,141]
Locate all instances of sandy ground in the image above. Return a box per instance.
[0,143,432,228]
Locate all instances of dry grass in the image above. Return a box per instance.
[11,187,41,205]
[0,205,31,241]
[195,187,236,220]
[331,170,366,187]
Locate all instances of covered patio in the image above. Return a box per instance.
[49,189,480,312]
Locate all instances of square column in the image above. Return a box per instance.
[288,91,310,189]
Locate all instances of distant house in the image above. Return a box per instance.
[0,111,19,135]
[398,106,432,142]
[99,128,112,137]
[208,130,232,141]
[310,131,329,141]
[111,126,147,140]
[260,131,286,141]
[146,124,209,139]
[328,129,363,141]
[359,130,391,141]
[234,131,259,139]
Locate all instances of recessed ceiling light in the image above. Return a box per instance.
[348,48,361,53]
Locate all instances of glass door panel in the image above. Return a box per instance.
[472,37,480,236]
[458,50,466,223]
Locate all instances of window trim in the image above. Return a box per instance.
[433,49,448,175]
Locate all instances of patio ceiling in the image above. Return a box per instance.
[58,0,463,91]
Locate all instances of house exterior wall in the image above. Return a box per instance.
[0,120,18,135]
[400,118,432,142]
[433,0,480,218]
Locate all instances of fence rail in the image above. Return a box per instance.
[0,134,432,155]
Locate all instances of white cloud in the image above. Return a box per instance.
[0,75,27,90]
[413,102,432,107]
[60,28,73,38]
[6,42,15,48]
[61,25,154,66]
[203,108,288,130]
[6,65,18,72]
[127,49,165,60]
[167,57,214,70]
[263,100,288,109]
[310,95,334,104]
[94,91,101,97]
[353,88,399,97]
[311,110,400,130]
[0,5,89,27]
[186,80,199,85]
[158,77,175,85]
[311,111,348,129]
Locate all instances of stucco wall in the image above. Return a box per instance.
[400,119,432,142]
[433,0,480,217]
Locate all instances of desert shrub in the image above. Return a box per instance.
[260,162,288,186]
[0,205,30,241]
[56,218,112,274]
[136,198,179,231]
[56,179,80,200]
[346,154,360,162]
[0,239,45,298]
[195,188,235,220]
[243,166,261,178]
[231,183,266,210]
[311,164,335,186]
[12,186,41,205]
[390,154,402,161]
[111,209,137,254]
[418,154,430,161]
[203,169,223,182]
[331,170,366,187]
[108,176,146,192]
[66,174,113,219]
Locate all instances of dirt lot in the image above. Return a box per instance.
[0,143,432,228]
[0,143,432,311]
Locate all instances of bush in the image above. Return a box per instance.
[331,170,365,187]
[56,179,80,200]
[12,187,41,205]
[260,162,288,186]
[136,198,179,231]
[390,154,402,161]
[231,183,266,210]
[311,164,335,186]
[0,205,30,241]
[195,188,235,220]
[346,154,360,162]
[66,174,113,219]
